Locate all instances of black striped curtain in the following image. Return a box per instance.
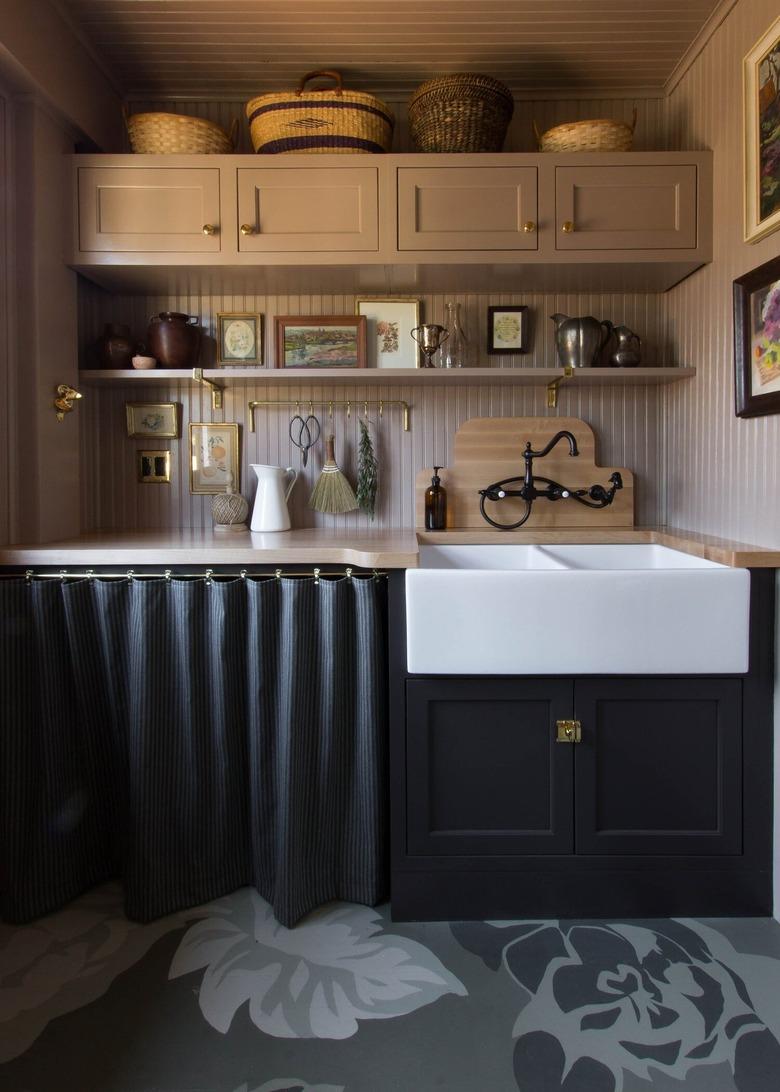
[0,575,387,928]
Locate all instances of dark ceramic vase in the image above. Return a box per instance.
[95,323,134,369]
[147,312,201,368]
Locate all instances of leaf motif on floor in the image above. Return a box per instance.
[170,889,467,1039]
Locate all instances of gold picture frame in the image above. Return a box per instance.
[215,312,263,366]
[356,297,422,368]
[744,14,780,243]
[125,402,179,438]
[189,423,239,494]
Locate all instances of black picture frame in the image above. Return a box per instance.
[734,254,780,417]
[487,305,528,355]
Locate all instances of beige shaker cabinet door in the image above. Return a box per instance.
[555,165,698,250]
[78,167,221,253]
[397,167,538,251]
[237,167,379,252]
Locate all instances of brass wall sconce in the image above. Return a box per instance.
[54,384,83,421]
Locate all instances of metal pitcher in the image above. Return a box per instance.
[607,324,642,368]
[550,313,612,368]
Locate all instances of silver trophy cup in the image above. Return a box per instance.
[410,324,450,369]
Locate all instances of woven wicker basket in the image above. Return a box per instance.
[534,108,637,153]
[124,108,237,154]
[408,74,514,153]
[246,71,394,154]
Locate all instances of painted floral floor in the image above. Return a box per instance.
[2,885,780,1092]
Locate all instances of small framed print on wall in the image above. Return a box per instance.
[274,316,366,368]
[487,305,528,355]
[356,297,422,368]
[734,254,780,417]
[216,313,263,366]
[744,14,780,243]
[125,402,179,438]
[189,423,240,493]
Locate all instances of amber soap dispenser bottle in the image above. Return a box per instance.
[424,466,447,530]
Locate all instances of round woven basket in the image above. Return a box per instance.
[408,74,514,153]
[124,109,237,154]
[246,70,394,154]
[535,108,637,153]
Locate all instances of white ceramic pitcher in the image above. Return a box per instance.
[250,464,298,532]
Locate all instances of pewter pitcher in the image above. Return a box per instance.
[608,324,642,368]
[550,313,612,368]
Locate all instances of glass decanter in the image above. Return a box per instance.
[440,301,470,368]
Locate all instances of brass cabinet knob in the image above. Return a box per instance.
[202,224,217,236]
[561,220,574,234]
[240,223,255,236]
[523,220,536,233]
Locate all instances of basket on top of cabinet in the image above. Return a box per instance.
[124,108,237,154]
[246,71,394,154]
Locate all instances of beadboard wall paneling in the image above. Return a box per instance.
[125,95,670,154]
[663,0,780,547]
[79,282,668,532]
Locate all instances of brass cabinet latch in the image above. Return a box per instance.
[556,719,582,743]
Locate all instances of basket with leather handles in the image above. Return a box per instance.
[534,108,638,153]
[124,106,238,154]
[246,70,394,154]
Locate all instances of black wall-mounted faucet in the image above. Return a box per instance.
[478,429,623,530]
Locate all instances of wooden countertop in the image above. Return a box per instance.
[0,526,777,569]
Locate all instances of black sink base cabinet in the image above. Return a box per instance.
[387,570,775,920]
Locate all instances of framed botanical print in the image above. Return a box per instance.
[189,423,240,493]
[734,254,780,417]
[356,297,422,368]
[487,305,528,355]
[216,313,263,366]
[125,402,179,438]
[744,14,780,243]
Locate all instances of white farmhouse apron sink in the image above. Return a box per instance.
[406,544,750,675]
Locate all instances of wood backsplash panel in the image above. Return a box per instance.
[415,417,633,529]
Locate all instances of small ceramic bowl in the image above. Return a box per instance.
[132,355,157,370]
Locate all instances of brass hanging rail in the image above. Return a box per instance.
[2,567,386,582]
[248,398,411,433]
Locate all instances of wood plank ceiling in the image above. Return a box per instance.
[59,0,725,99]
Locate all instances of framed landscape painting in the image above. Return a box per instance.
[744,14,780,243]
[734,254,780,417]
[274,316,366,368]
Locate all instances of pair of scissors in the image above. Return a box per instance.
[289,414,321,467]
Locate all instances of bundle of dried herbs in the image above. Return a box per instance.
[356,419,378,519]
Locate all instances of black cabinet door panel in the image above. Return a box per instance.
[406,678,573,855]
[574,678,742,855]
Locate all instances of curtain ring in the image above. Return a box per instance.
[346,566,353,579]
[86,569,94,581]
[275,568,282,580]
[25,569,33,583]
[240,568,247,579]
[204,568,214,585]
[59,569,68,581]
[126,569,135,581]
[313,566,320,585]
[164,569,172,581]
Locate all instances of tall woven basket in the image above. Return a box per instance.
[246,71,394,154]
[124,108,237,154]
[408,74,514,153]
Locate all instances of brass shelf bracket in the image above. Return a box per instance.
[546,366,574,409]
[54,384,83,422]
[192,368,224,411]
[248,398,411,433]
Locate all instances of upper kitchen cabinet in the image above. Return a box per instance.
[555,163,698,251]
[68,151,712,292]
[77,165,222,253]
[236,166,379,253]
[397,166,538,251]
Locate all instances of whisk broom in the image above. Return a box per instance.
[309,434,358,514]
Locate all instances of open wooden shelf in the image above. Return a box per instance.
[78,366,696,388]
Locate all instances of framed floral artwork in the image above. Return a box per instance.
[216,313,263,366]
[734,254,780,417]
[125,402,179,438]
[274,316,366,368]
[744,14,780,243]
[487,305,528,355]
[356,297,422,368]
[189,423,239,493]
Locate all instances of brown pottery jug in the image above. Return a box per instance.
[95,322,134,369]
[147,312,201,368]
